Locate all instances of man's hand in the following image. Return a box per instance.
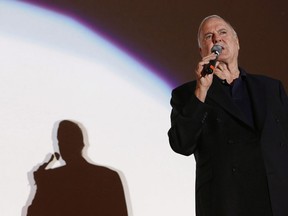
[194,53,218,102]
[214,62,240,84]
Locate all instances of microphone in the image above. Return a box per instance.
[202,44,222,76]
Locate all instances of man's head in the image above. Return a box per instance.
[57,120,84,163]
[197,15,240,65]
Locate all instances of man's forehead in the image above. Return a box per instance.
[201,18,229,31]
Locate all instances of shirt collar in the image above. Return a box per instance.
[216,67,246,85]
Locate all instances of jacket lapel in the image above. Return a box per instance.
[206,75,256,129]
[245,74,267,131]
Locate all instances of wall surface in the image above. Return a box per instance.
[0,1,195,216]
[0,0,287,215]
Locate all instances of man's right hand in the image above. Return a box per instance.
[194,53,218,102]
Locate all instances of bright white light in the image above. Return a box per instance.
[0,1,195,216]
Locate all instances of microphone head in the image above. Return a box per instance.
[211,45,222,56]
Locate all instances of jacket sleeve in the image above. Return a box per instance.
[279,81,288,109]
[168,85,211,156]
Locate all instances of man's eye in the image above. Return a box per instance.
[219,30,227,35]
[205,34,212,40]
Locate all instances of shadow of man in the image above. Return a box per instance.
[26,120,128,216]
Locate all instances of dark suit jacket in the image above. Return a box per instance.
[168,70,288,216]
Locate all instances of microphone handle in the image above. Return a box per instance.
[201,57,218,76]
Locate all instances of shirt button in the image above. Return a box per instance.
[227,139,234,145]
[201,112,208,124]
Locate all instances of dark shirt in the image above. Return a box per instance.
[217,69,255,128]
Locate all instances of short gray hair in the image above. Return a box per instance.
[197,15,237,48]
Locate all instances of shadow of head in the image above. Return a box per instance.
[57,120,85,163]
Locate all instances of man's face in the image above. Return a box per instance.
[199,17,240,65]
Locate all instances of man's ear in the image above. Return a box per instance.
[236,37,240,50]
[199,47,203,57]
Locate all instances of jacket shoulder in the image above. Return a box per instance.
[247,73,280,85]
[173,80,196,91]
[172,81,197,99]
[170,81,198,107]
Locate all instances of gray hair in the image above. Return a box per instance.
[197,15,237,48]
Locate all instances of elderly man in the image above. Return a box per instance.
[168,15,288,216]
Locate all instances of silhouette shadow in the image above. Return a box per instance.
[25,120,128,216]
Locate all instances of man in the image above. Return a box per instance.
[168,15,288,216]
[27,120,128,216]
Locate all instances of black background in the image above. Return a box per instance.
[22,0,288,89]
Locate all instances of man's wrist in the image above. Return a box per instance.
[194,87,208,102]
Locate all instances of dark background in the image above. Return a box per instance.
[22,0,288,89]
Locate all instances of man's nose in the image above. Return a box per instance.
[213,34,222,43]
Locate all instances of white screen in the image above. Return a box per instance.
[0,1,195,215]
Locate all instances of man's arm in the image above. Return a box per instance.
[168,85,210,156]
